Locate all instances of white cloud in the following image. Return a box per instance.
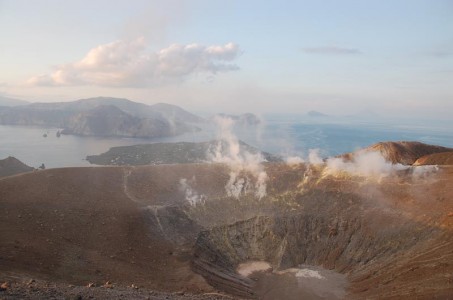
[27,38,241,87]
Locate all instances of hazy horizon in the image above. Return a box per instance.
[1,2,453,297]
[1,0,452,119]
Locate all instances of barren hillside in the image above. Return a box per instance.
[341,141,453,165]
[1,161,452,299]
[414,151,453,166]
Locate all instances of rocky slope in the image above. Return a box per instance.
[0,97,202,139]
[1,160,452,299]
[62,105,196,138]
[340,141,453,165]
[0,157,34,177]
[151,103,204,124]
[26,97,203,123]
[86,140,282,166]
[414,151,453,166]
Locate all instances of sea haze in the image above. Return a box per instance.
[1,117,453,169]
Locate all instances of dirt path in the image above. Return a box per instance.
[122,167,142,205]
[122,168,169,237]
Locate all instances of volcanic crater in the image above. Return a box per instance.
[1,157,453,299]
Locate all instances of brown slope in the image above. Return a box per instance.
[0,156,34,177]
[1,163,453,299]
[0,166,214,294]
[413,151,453,166]
[341,141,453,165]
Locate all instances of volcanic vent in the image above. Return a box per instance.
[187,162,453,299]
[1,146,453,299]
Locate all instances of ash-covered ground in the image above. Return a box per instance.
[1,151,453,299]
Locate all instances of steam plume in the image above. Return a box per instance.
[179,177,205,206]
[323,150,438,180]
[308,149,323,165]
[208,116,268,199]
[285,156,305,165]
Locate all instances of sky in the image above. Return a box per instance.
[0,0,452,118]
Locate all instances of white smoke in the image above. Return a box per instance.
[225,172,247,198]
[284,148,321,166]
[295,269,325,279]
[324,151,408,179]
[411,164,439,179]
[308,149,324,165]
[208,116,268,199]
[323,150,438,180]
[179,177,205,206]
[285,156,305,165]
[283,147,438,182]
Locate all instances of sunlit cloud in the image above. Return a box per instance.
[27,38,241,87]
[302,46,361,55]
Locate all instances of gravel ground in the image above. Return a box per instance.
[0,278,238,300]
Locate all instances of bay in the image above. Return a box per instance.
[1,117,453,169]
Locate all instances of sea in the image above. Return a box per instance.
[1,116,453,169]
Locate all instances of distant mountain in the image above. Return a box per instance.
[213,113,261,125]
[27,97,203,123]
[27,96,145,112]
[86,140,281,166]
[0,97,202,139]
[0,96,29,107]
[307,110,328,117]
[150,103,204,123]
[62,105,196,138]
[0,106,73,126]
[0,156,34,177]
[340,141,453,165]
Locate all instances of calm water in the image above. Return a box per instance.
[1,118,453,169]
[249,119,453,158]
[0,125,213,168]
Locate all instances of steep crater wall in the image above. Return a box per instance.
[192,189,443,298]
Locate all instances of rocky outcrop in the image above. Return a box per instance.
[26,97,203,123]
[413,151,453,165]
[192,188,439,297]
[0,97,202,139]
[0,156,34,177]
[62,105,195,138]
[340,141,453,165]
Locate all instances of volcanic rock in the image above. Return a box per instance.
[0,156,34,177]
[1,158,452,299]
[413,151,453,166]
[340,141,453,165]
